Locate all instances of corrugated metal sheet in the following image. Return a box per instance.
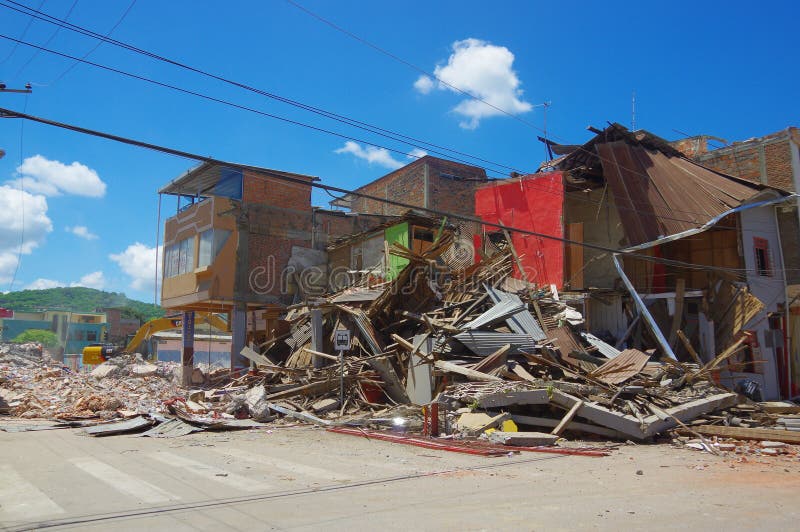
[485,285,546,340]
[454,331,537,356]
[597,141,763,247]
[590,348,651,384]
[140,418,203,438]
[83,416,155,437]
[462,299,526,330]
[285,322,311,351]
[581,332,622,359]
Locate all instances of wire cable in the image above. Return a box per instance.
[12,0,77,78]
[2,104,794,279]
[49,0,136,85]
[0,32,751,230]
[0,0,44,66]
[0,1,762,226]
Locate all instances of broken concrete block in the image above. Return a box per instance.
[191,367,205,385]
[311,398,340,413]
[244,385,271,421]
[760,441,787,449]
[130,363,158,378]
[91,362,119,380]
[488,431,559,447]
[455,412,509,436]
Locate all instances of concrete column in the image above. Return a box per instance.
[230,303,247,374]
[181,311,195,387]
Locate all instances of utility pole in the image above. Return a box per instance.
[0,82,32,94]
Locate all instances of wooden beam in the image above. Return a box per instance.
[434,360,502,382]
[677,330,703,366]
[683,425,800,445]
[668,278,686,348]
[551,400,584,436]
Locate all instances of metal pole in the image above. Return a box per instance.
[339,348,345,406]
[612,254,677,360]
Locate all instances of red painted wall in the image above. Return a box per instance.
[474,172,564,288]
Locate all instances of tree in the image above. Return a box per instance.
[13,329,59,348]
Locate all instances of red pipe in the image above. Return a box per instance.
[327,428,608,457]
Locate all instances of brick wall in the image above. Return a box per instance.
[689,129,796,191]
[348,156,488,218]
[242,171,314,303]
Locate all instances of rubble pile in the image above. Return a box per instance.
[3,237,799,454]
[0,348,180,419]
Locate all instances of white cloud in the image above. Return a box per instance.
[0,184,53,285]
[413,75,434,94]
[110,242,162,292]
[9,155,107,197]
[414,38,532,129]
[335,141,404,170]
[335,142,430,170]
[71,271,105,290]
[26,278,63,290]
[66,225,98,240]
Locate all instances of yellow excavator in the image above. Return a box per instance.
[82,312,229,364]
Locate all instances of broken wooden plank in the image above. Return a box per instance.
[551,400,584,436]
[265,379,341,401]
[472,343,511,373]
[434,360,502,382]
[668,278,686,348]
[677,330,703,366]
[683,425,800,445]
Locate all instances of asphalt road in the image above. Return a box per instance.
[1,421,799,531]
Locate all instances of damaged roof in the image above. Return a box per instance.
[542,123,790,248]
[159,161,318,197]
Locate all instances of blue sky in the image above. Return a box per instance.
[0,0,797,303]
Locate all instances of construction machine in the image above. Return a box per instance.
[82,312,229,364]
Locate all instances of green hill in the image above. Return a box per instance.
[0,287,164,322]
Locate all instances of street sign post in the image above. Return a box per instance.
[334,329,351,405]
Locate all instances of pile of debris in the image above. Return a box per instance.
[4,235,800,455]
[229,236,783,448]
[0,348,180,419]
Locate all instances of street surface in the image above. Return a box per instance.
[1,421,799,531]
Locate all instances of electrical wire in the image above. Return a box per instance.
[49,0,136,85]
[12,0,77,78]
[285,0,543,133]
[0,33,752,230]
[2,104,795,279]
[0,0,521,177]
[0,0,755,225]
[0,0,44,66]
[7,453,570,531]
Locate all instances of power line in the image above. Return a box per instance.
[0,33,741,229]
[49,0,137,85]
[13,0,77,78]
[0,0,523,177]
[0,2,757,227]
[285,0,545,133]
[0,0,44,66]
[2,104,793,279]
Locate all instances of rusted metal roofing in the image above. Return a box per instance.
[596,140,768,247]
[589,348,651,385]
